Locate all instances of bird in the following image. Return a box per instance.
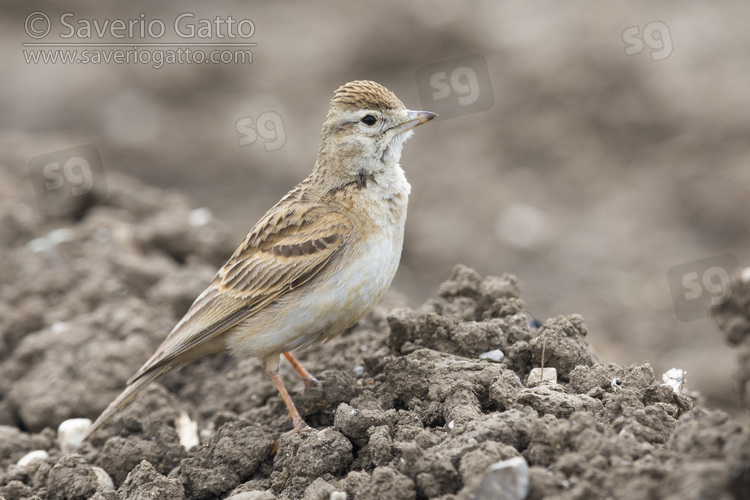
[84,80,437,438]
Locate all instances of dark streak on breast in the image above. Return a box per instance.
[327,170,376,196]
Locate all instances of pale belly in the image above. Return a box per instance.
[225,225,404,358]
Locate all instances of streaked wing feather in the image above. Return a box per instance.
[129,206,352,381]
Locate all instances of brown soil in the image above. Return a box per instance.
[3,2,750,414]
[1,165,748,499]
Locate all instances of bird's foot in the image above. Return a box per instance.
[302,376,320,394]
[290,418,317,434]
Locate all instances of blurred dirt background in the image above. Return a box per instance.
[1,0,749,433]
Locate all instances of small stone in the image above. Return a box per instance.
[57,418,92,453]
[27,237,52,253]
[479,349,505,362]
[17,449,49,467]
[527,367,557,385]
[227,492,276,500]
[188,207,213,227]
[474,456,530,500]
[330,492,347,500]
[176,411,200,450]
[48,228,73,244]
[662,368,686,394]
[51,321,70,334]
[92,466,114,488]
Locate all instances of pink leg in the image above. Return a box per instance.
[283,352,320,393]
[264,355,310,432]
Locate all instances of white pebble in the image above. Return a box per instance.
[47,228,73,244]
[330,492,347,500]
[188,207,213,227]
[227,493,276,500]
[16,450,49,467]
[51,321,70,334]
[527,367,557,385]
[479,349,505,362]
[662,368,686,394]
[57,418,92,453]
[92,466,114,487]
[27,237,52,253]
[176,411,200,450]
[352,365,365,376]
[448,420,455,429]
[474,456,530,500]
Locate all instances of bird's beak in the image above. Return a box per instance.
[399,110,438,131]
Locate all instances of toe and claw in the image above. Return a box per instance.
[283,352,320,394]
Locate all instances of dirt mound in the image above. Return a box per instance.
[0,168,749,499]
[712,270,750,408]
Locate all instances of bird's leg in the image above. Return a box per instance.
[264,355,310,432]
[283,352,320,393]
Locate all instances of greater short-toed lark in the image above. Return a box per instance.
[85,80,436,437]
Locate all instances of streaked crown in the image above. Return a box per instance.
[328,80,406,114]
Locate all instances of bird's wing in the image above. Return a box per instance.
[128,202,353,383]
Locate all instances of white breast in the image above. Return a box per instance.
[227,166,410,358]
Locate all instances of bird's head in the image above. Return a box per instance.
[317,80,436,180]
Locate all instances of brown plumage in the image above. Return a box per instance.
[85,81,436,439]
[329,80,405,113]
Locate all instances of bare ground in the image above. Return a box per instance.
[0,163,748,499]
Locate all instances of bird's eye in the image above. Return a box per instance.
[361,115,377,126]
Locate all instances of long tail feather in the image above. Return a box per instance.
[84,367,167,441]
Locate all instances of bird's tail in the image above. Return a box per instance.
[83,367,167,441]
